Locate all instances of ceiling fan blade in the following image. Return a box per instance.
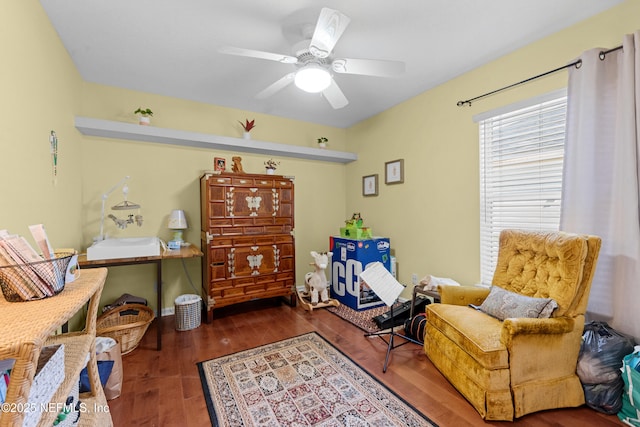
[309,8,351,59]
[219,46,298,64]
[322,79,349,109]
[332,58,405,77]
[255,73,296,99]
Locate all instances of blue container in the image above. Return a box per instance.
[329,236,391,311]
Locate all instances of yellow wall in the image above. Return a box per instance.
[0,0,85,328]
[2,0,638,311]
[347,0,640,299]
[0,0,83,247]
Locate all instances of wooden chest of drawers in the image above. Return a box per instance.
[200,172,295,317]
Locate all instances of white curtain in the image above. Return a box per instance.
[561,31,640,341]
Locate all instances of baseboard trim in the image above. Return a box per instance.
[161,306,175,317]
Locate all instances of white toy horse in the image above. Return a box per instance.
[304,251,333,305]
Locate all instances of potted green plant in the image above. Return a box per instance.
[264,159,280,175]
[239,119,256,139]
[134,108,153,125]
[317,137,328,148]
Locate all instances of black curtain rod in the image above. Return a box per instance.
[456,45,623,107]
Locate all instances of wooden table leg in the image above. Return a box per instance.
[156,260,162,351]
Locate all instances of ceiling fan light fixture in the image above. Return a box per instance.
[294,65,331,93]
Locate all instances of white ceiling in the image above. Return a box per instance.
[40,0,623,128]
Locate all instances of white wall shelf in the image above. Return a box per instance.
[75,117,357,163]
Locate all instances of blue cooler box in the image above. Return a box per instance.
[329,236,391,311]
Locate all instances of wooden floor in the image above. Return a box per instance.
[107,298,624,426]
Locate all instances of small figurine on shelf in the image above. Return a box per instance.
[264,159,280,175]
[239,119,256,139]
[231,156,244,173]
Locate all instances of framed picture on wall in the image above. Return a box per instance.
[385,159,404,184]
[363,174,378,196]
[214,157,226,172]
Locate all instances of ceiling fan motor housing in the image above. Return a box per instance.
[295,49,331,69]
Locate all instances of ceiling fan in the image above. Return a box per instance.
[219,7,405,109]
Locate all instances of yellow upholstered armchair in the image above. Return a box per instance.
[424,229,601,420]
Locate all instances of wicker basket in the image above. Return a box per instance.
[174,294,202,331]
[96,303,155,355]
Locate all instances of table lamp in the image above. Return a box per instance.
[168,209,188,249]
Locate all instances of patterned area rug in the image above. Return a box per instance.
[197,332,437,427]
[326,303,401,333]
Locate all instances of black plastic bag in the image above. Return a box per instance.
[577,321,635,414]
[582,379,625,415]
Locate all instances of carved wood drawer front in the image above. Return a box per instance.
[212,238,233,246]
[208,273,294,301]
[212,177,232,184]
[206,240,293,279]
[255,179,274,187]
[232,177,254,185]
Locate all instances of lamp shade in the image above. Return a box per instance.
[168,209,188,229]
[294,64,331,93]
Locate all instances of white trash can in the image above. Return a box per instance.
[174,294,202,331]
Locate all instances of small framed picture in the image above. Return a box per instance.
[362,174,378,197]
[385,159,404,185]
[214,157,226,172]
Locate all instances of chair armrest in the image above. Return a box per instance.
[500,317,581,383]
[501,317,575,338]
[438,285,490,306]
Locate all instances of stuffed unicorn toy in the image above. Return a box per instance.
[304,251,333,305]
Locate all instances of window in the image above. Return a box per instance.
[477,90,567,284]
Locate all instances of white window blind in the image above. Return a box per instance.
[479,93,567,284]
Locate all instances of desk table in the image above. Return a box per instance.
[78,244,203,351]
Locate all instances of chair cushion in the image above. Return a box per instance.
[479,286,558,320]
[427,304,509,369]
